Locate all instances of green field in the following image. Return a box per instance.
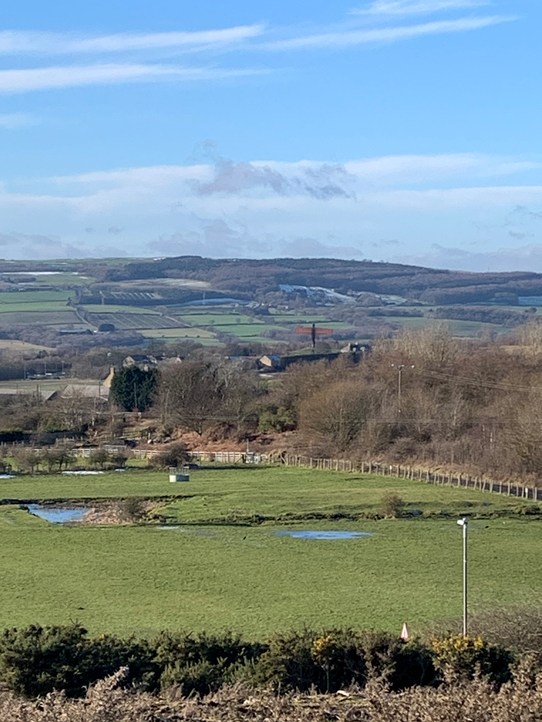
[177,313,263,326]
[269,313,328,323]
[141,328,216,339]
[82,305,161,315]
[0,467,539,637]
[85,312,182,330]
[16,273,93,286]
[0,311,83,326]
[0,291,73,305]
[216,324,275,338]
[0,304,72,315]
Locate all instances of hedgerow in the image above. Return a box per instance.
[0,623,522,700]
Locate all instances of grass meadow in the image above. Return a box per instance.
[0,467,539,637]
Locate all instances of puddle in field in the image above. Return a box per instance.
[276,530,373,540]
[62,470,103,476]
[0,474,15,479]
[27,504,90,524]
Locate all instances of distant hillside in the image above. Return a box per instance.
[100,256,542,305]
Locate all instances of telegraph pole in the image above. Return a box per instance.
[391,364,414,414]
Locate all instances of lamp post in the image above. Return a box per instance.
[457,517,468,636]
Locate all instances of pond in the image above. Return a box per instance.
[27,504,90,524]
[275,531,373,540]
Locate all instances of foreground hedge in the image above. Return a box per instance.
[2,666,542,722]
[0,623,517,699]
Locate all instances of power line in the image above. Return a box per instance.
[422,369,542,393]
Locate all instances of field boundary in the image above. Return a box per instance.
[274,453,542,501]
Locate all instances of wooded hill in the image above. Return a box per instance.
[2,256,542,306]
[98,257,542,304]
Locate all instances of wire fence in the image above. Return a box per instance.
[2,439,540,503]
[274,453,542,502]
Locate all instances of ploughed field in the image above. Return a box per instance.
[0,466,539,636]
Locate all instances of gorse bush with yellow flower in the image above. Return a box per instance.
[431,633,513,685]
[254,628,435,693]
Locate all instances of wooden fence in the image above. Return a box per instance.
[190,450,268,464]
[277,453,542,502]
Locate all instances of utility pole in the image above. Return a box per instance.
[391,364,414,414]
[457,517,468,636]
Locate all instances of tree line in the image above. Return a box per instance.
[104,324,542,483]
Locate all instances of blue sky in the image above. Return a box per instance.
[0,0,541,270]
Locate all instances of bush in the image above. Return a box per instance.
[121,497,147,523]
[89,449,110,469]
[253,629,332,692]
[152,631,265,696]
[0,624,156,698]
[468,606,542,656]
[381,492,405,518]
[150,443,191,470]
[258,406,297,433]
[431,606,542,657]
[431,634,513,686]
[253,628,434,693]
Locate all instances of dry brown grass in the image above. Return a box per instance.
[2,662,542,722]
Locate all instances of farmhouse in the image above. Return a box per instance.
[123,354,157,370]
[258,354,281,371]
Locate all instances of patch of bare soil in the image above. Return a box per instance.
[137,428,299,455]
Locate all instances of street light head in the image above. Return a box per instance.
[457,517,468,527]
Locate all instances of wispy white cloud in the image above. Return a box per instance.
[0,5,510,65]
[351,1,490,17]
[343,154,541,184]
[0,63,263,94]
[266,15,513,50]
[0,112,36,128]
[0,25,265,55]
[53,164,211,185]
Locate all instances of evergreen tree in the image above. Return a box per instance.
[110,366,158,411]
